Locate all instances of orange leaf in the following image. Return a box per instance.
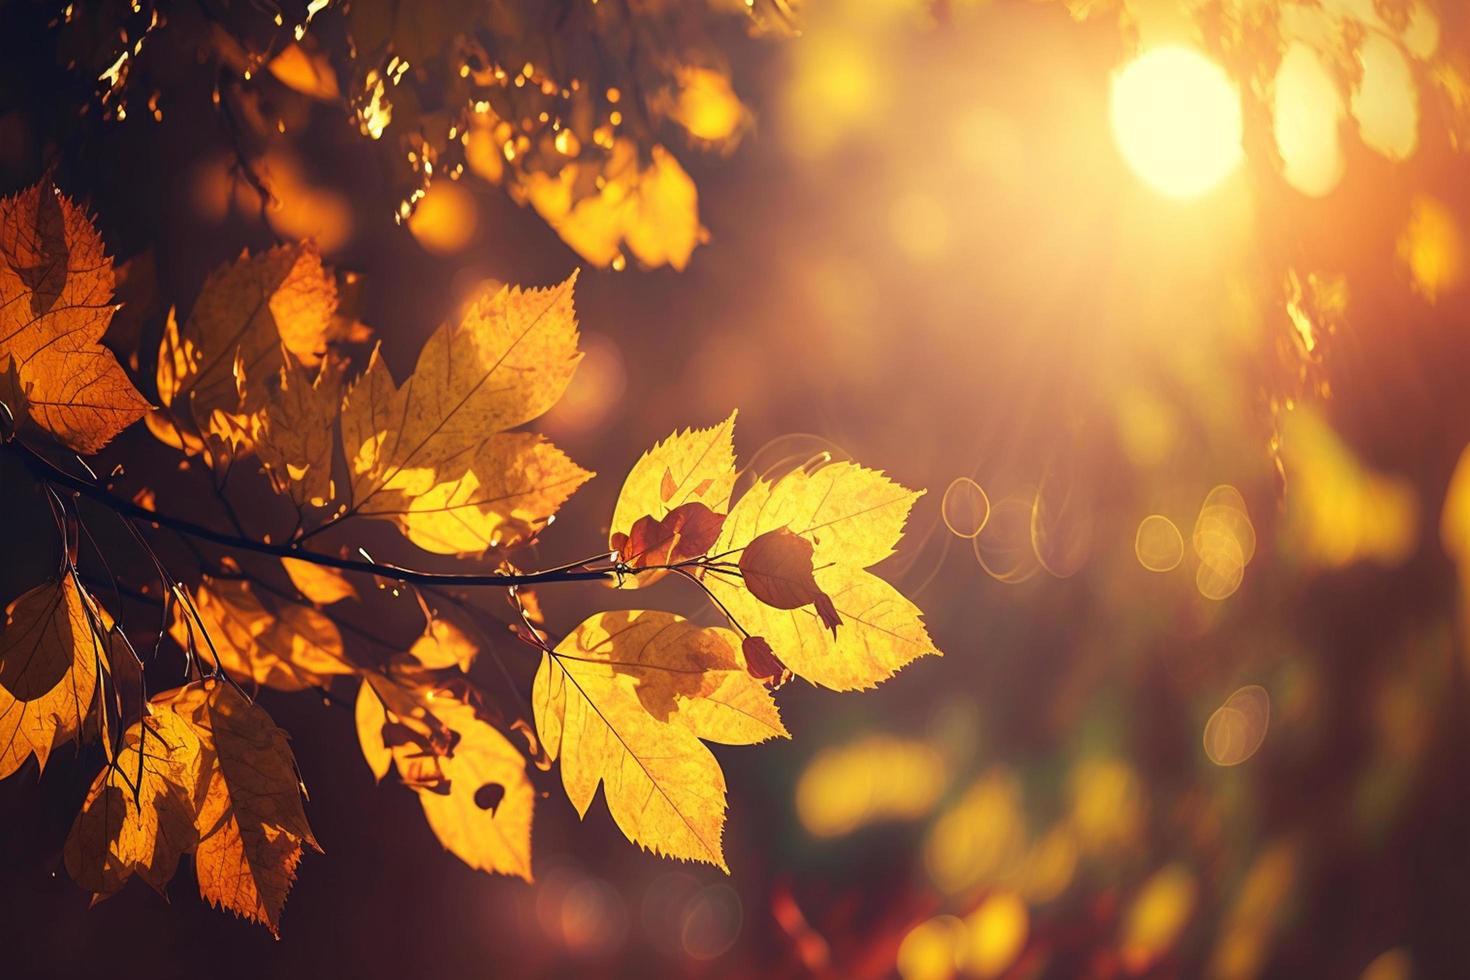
[615,500,726,569]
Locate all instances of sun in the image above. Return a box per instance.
[1110,46,1244,199]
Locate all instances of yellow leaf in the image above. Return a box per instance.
[671,67,747,145]
[624,146,701,271]
[258,358,343,510]
[0,575,99,777]
[609,411,737,586]
[406,698,535,881]
[717,563,936,691]
[719,462,922,568]
[170,578,352,691]
[161,680,321,936]
[366,433,593,556]
[65,710,203,899]
[408,616,477,672]
[707,462,936,691]
[353,679,393,782]
[340,274,582,521]
[0,182,148,452]
[533,609,786,870]
[281,557,358,605]
[156,243,336,441]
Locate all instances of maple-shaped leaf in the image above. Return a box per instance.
[0,575,100,778]
[154,242,336,446]
[257,357,343,510]
[613,500,727,569]
[160,680,321,937]
[738,527,842,632]
[280,557,358,605]
[65,710,203,901]
[707,465,937,691]
[533,610,787,871]
[169,577,353,692]
[609,411,737,585]
[0,182,148,452]
[339,274,586,552]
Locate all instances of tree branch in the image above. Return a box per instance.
[4,435,618,588]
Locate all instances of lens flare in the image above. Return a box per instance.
[1110,46,1244,199]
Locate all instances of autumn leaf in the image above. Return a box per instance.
[354,679,395,782]
[338,274,586,552]
[161,680,321,936]
[407,615,478,672]
[257,357,344,510]
[398,697,535,880]
[154,242,336,445]
[390,434,593,556]
[281,557,358,605]
[738,527,843,632]
[65,710,203,901]
[0,182,148,453]
[614,500,727,569]
[0,575,100,778]
[609,411,737,585]
[533,610,786,870]
[169,577,353,692]
[708,465,938,690]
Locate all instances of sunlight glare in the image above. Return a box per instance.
[1110,47,1243,199]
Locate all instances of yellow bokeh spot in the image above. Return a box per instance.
[1110,46,1243,199]
[1398,194,1464,302]
[898,915,965,980]
[925,769,1028,894]
[1360,947,1413,980]
[1193,485,1255,601]
[673,67,745,144]
[962,892,1029,978]
[1121,864,1197,972]
[407,180,479,255]
[796,735,947,839]
[1135,514,1184,572]
[1069,757,1144,854]
[1352,34,1419,162]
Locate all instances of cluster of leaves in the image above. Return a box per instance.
[55,0,797,269]
[0,180,938,934]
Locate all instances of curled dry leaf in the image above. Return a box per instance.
[613,500,727,568]
[739,527,843,634]
[0,183,148,453]
[742,635,791,690]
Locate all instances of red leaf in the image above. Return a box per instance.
[742,635,791,689]
[618,501,726,568]
[738,528,843,635]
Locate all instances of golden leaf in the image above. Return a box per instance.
[0,182,148,452]
[0,575,99,778]
[533,610,787,870]
[404,698,535,881]
[162,680,321,936]
[407,616,478,672]
[65,710,203,900]
[707,463,936,691]
[258,358,343,510]
[376,434,593,556]
[354,679,394,782]
[169,578,352,692]
[156,243,336,440]
[609,411,737,585]
[339,274,582,533]
[281,557,358,605]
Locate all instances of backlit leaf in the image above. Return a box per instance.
[533,610,787,870]
[161,680,321,937]
[0,575,99,778]
[65,710,203,900]
[0,183,148,453]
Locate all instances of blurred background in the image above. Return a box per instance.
[3,0,1470,976]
